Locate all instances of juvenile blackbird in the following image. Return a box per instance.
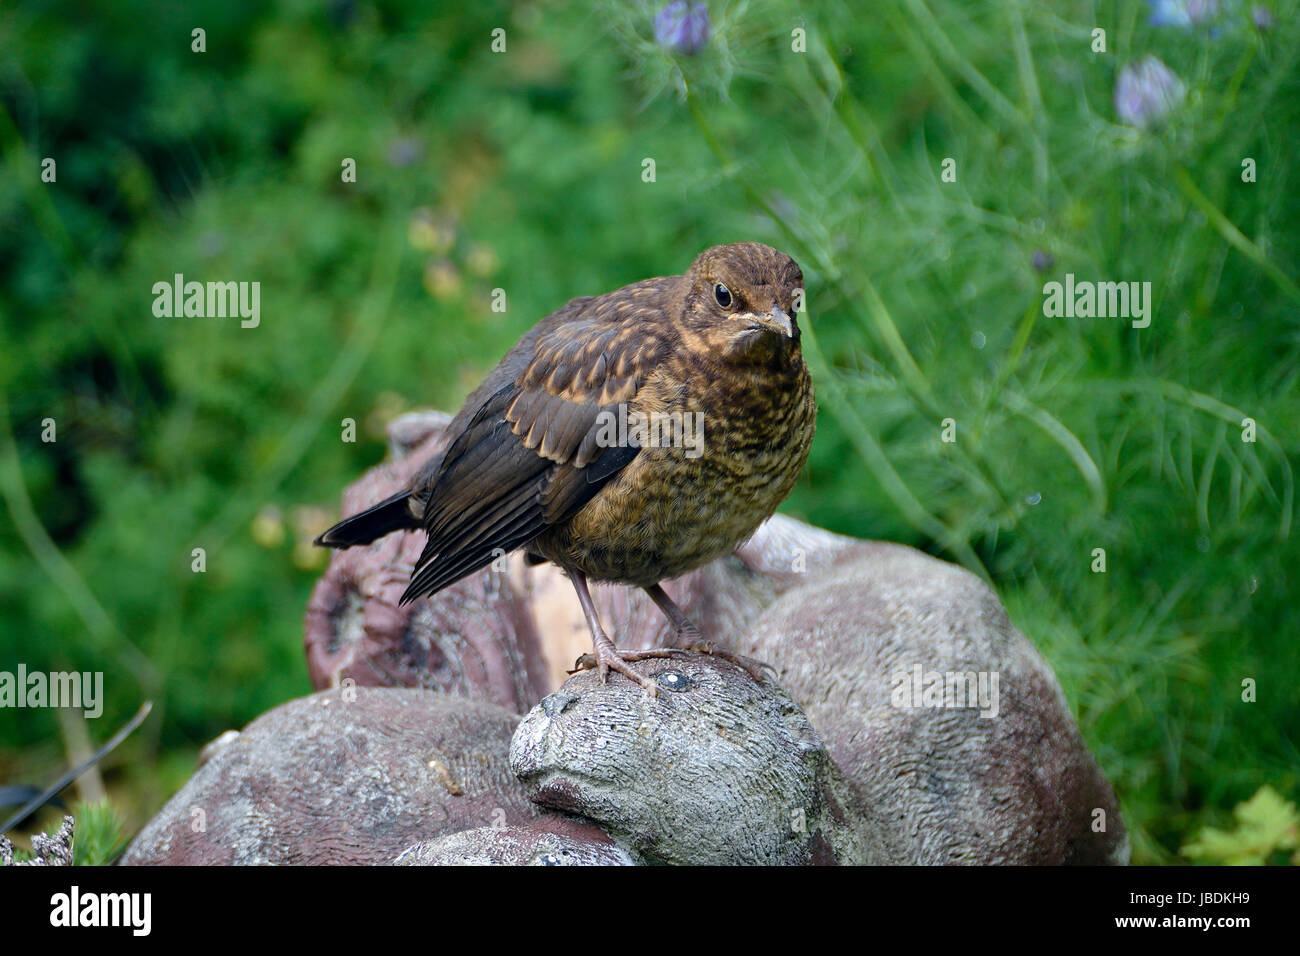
[316,242,815,693]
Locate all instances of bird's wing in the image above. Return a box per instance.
[399,290,675,604]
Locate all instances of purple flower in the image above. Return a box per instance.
[655,2,711,55]
[1252,5,1273,29]
[1148,0,1221,27]
[1032,250,1055,272]
[386,136,425,168]
[1115,56,1186,130]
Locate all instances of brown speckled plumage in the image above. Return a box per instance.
[317,242,815,692]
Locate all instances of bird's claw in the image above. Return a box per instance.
[678,641,778,682]
[569,650,658,696]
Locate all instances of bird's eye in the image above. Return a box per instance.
[714,283,733,309]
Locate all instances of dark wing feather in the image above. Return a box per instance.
[399,282,679,604]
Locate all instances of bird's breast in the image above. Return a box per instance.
[529,357,815,585]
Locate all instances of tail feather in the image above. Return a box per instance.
[315,490,418,548]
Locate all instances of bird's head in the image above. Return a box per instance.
[683,242,805,367]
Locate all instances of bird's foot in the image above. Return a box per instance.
[570,639,659,697]
[581,639,778,685]
[675,640,778,683]
[639,584,771,678]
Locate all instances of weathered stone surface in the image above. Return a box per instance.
[737,542,1129,865]
[511,653,865,865]
[396,817,639,866]
[304,412,552,714]
[120,688,534,865]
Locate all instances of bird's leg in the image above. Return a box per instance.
[567,569,658,696]
[640,583,777,682]
[642,582,703,643]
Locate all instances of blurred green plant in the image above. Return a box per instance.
[1182,785,1299,865]
[70,798,129,865]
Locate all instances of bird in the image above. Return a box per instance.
[315,242,815,694]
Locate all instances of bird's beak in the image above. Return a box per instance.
[766,304,794,338]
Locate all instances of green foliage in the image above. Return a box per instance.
[1182,786,1299,865]
[70,799,129,866]
[0,0,1295,861]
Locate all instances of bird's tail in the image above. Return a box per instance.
[314,490,419,548]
